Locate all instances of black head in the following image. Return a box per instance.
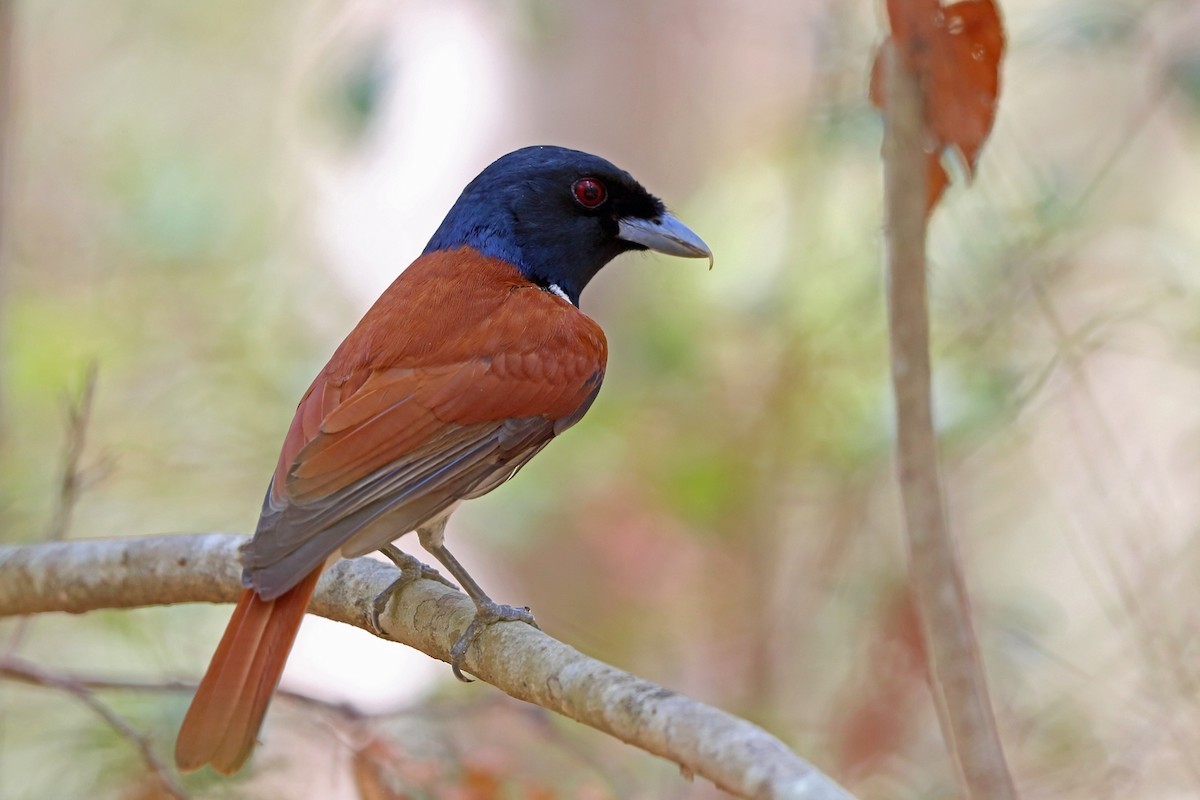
[423,145,711,305]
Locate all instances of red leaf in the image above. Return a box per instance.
[870,0,1005,214]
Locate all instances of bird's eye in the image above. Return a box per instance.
[572,178,607,209]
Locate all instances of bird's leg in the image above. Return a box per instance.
[378,544,452,585]
[416,522,539,682]
[370,544,456,635]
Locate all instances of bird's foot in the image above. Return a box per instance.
[371,545,457,635]
[450,600,540,682]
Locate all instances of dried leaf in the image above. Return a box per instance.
[520,783,558,800]
[833,583,929,780]
[352,739,413,800]
[459,761,504,800]
[870,0,1006,214]
[118,771,178,800]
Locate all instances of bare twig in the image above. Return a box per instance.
[0,0,12,432]
[880,41,1017,799]
[0,533,857,800]
[0,663,627,796]
[0,656,369,721]
[0,655,189,799]
[44,363,100,543]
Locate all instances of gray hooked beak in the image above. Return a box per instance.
[618,213,713,268]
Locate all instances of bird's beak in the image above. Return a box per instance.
[618,214,713,268]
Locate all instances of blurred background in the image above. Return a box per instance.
[1,0,1199,797]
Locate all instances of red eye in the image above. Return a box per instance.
[573,178,607,209]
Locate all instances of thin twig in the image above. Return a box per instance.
[881,40,1017,800]
[0,0,12,319]
[0,656,189,799]
[0,657,366,721]
[44,363,100,543]
[0,665,629,799]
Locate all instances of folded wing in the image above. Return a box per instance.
[241,271,606,600]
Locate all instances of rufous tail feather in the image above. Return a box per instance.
[174,567,322,774]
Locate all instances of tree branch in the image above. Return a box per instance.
[0,533,856,800]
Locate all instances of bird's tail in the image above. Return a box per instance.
[174,567,323,774]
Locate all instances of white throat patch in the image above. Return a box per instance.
[547,284,570,302]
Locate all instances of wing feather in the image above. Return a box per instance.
[242,251,607,600]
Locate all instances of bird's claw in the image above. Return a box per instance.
[370,548,457,635]
[449,601,540,682]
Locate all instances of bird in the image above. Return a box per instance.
[173,145,711,775]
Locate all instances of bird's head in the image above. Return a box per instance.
[424,145,711,305]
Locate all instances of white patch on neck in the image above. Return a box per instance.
[547,283,570,302]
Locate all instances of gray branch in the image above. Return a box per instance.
[0,533,856,800]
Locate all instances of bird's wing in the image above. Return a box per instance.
[240,286,605,599]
